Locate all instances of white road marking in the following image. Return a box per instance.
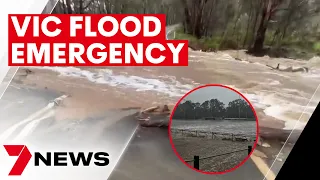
[250,154,276,180]
[0,67,19,100]
[105,125,139,180]
[264,84,320,180]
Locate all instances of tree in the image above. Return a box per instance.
[209,99,225,117]
[172,98,254,120]
[226,99,254,118]
[180,0,212,38]
[251,0,286,53]
[51,0,320,58]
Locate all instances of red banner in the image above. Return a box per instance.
[8,14,188,66]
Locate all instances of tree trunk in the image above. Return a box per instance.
[192,0,201,37]
[243,1,253,48]
[253,23,267,52]
[66,0,73,14]
[181,0,191,34]
[252,0,273,53]
[181,0,208,38]
[79,0,83,14]
[193,0,207,38]
[248,0,262,48]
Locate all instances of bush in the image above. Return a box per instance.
[313,42,320,52]
[175,31,240,51]
[220,38,239,50]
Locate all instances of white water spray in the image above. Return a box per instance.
[0,95,68,143]
[12,110,55,143]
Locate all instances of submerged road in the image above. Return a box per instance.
[0,24,314,180]
[0,82,280,180]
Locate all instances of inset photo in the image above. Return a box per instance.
[169,84,259,174]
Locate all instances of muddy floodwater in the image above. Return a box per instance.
[16,49,320,131]
[171,120,256,137]
[0,48,318,180]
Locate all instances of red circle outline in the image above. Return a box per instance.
[168,84,260,175]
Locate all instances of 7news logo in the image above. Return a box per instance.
[3,145,110,176]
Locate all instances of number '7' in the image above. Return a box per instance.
[4,145,32,176]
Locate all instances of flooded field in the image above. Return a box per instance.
[171,120,256,137]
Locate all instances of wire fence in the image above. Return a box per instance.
[185,146,253,170]
[171,129,256,142]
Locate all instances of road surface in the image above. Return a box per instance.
[109,128,267,180]
[0,83,140,180]
[0,83,59,133]
[0,82,278,180]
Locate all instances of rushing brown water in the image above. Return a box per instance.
[1,49,318,180]
[17,49,320,131]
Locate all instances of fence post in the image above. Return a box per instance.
[194,156,199,170]
[248,146,252,155]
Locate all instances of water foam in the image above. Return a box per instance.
[31,67,193,97]
[247,71,291,79]
[302,69,320,78]
[242,91,312,130]
[263,105,307,130]
[267,79,281,86]
[308,56,320,67]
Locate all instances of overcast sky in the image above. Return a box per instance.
[182,86,243,106]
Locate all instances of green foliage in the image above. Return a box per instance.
[219,38,239,50]
[175,31,239,51]
[313,42,320,52]
[54,0,320,59]
[264,31,276,46]
[175,29,198,42]
[172,98,255,120]
[199,37,221,51]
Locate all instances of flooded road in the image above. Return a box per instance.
[24,49,320,130]
[0,84,266,180]
[0,46,319,179]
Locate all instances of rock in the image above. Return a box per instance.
[276,157,283,162]
[136,105,172,127]
[257,136,271,148]
[25,69,33,74]
[234,137,248,142]
[253,150,268,158]
[261,142,271,148]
